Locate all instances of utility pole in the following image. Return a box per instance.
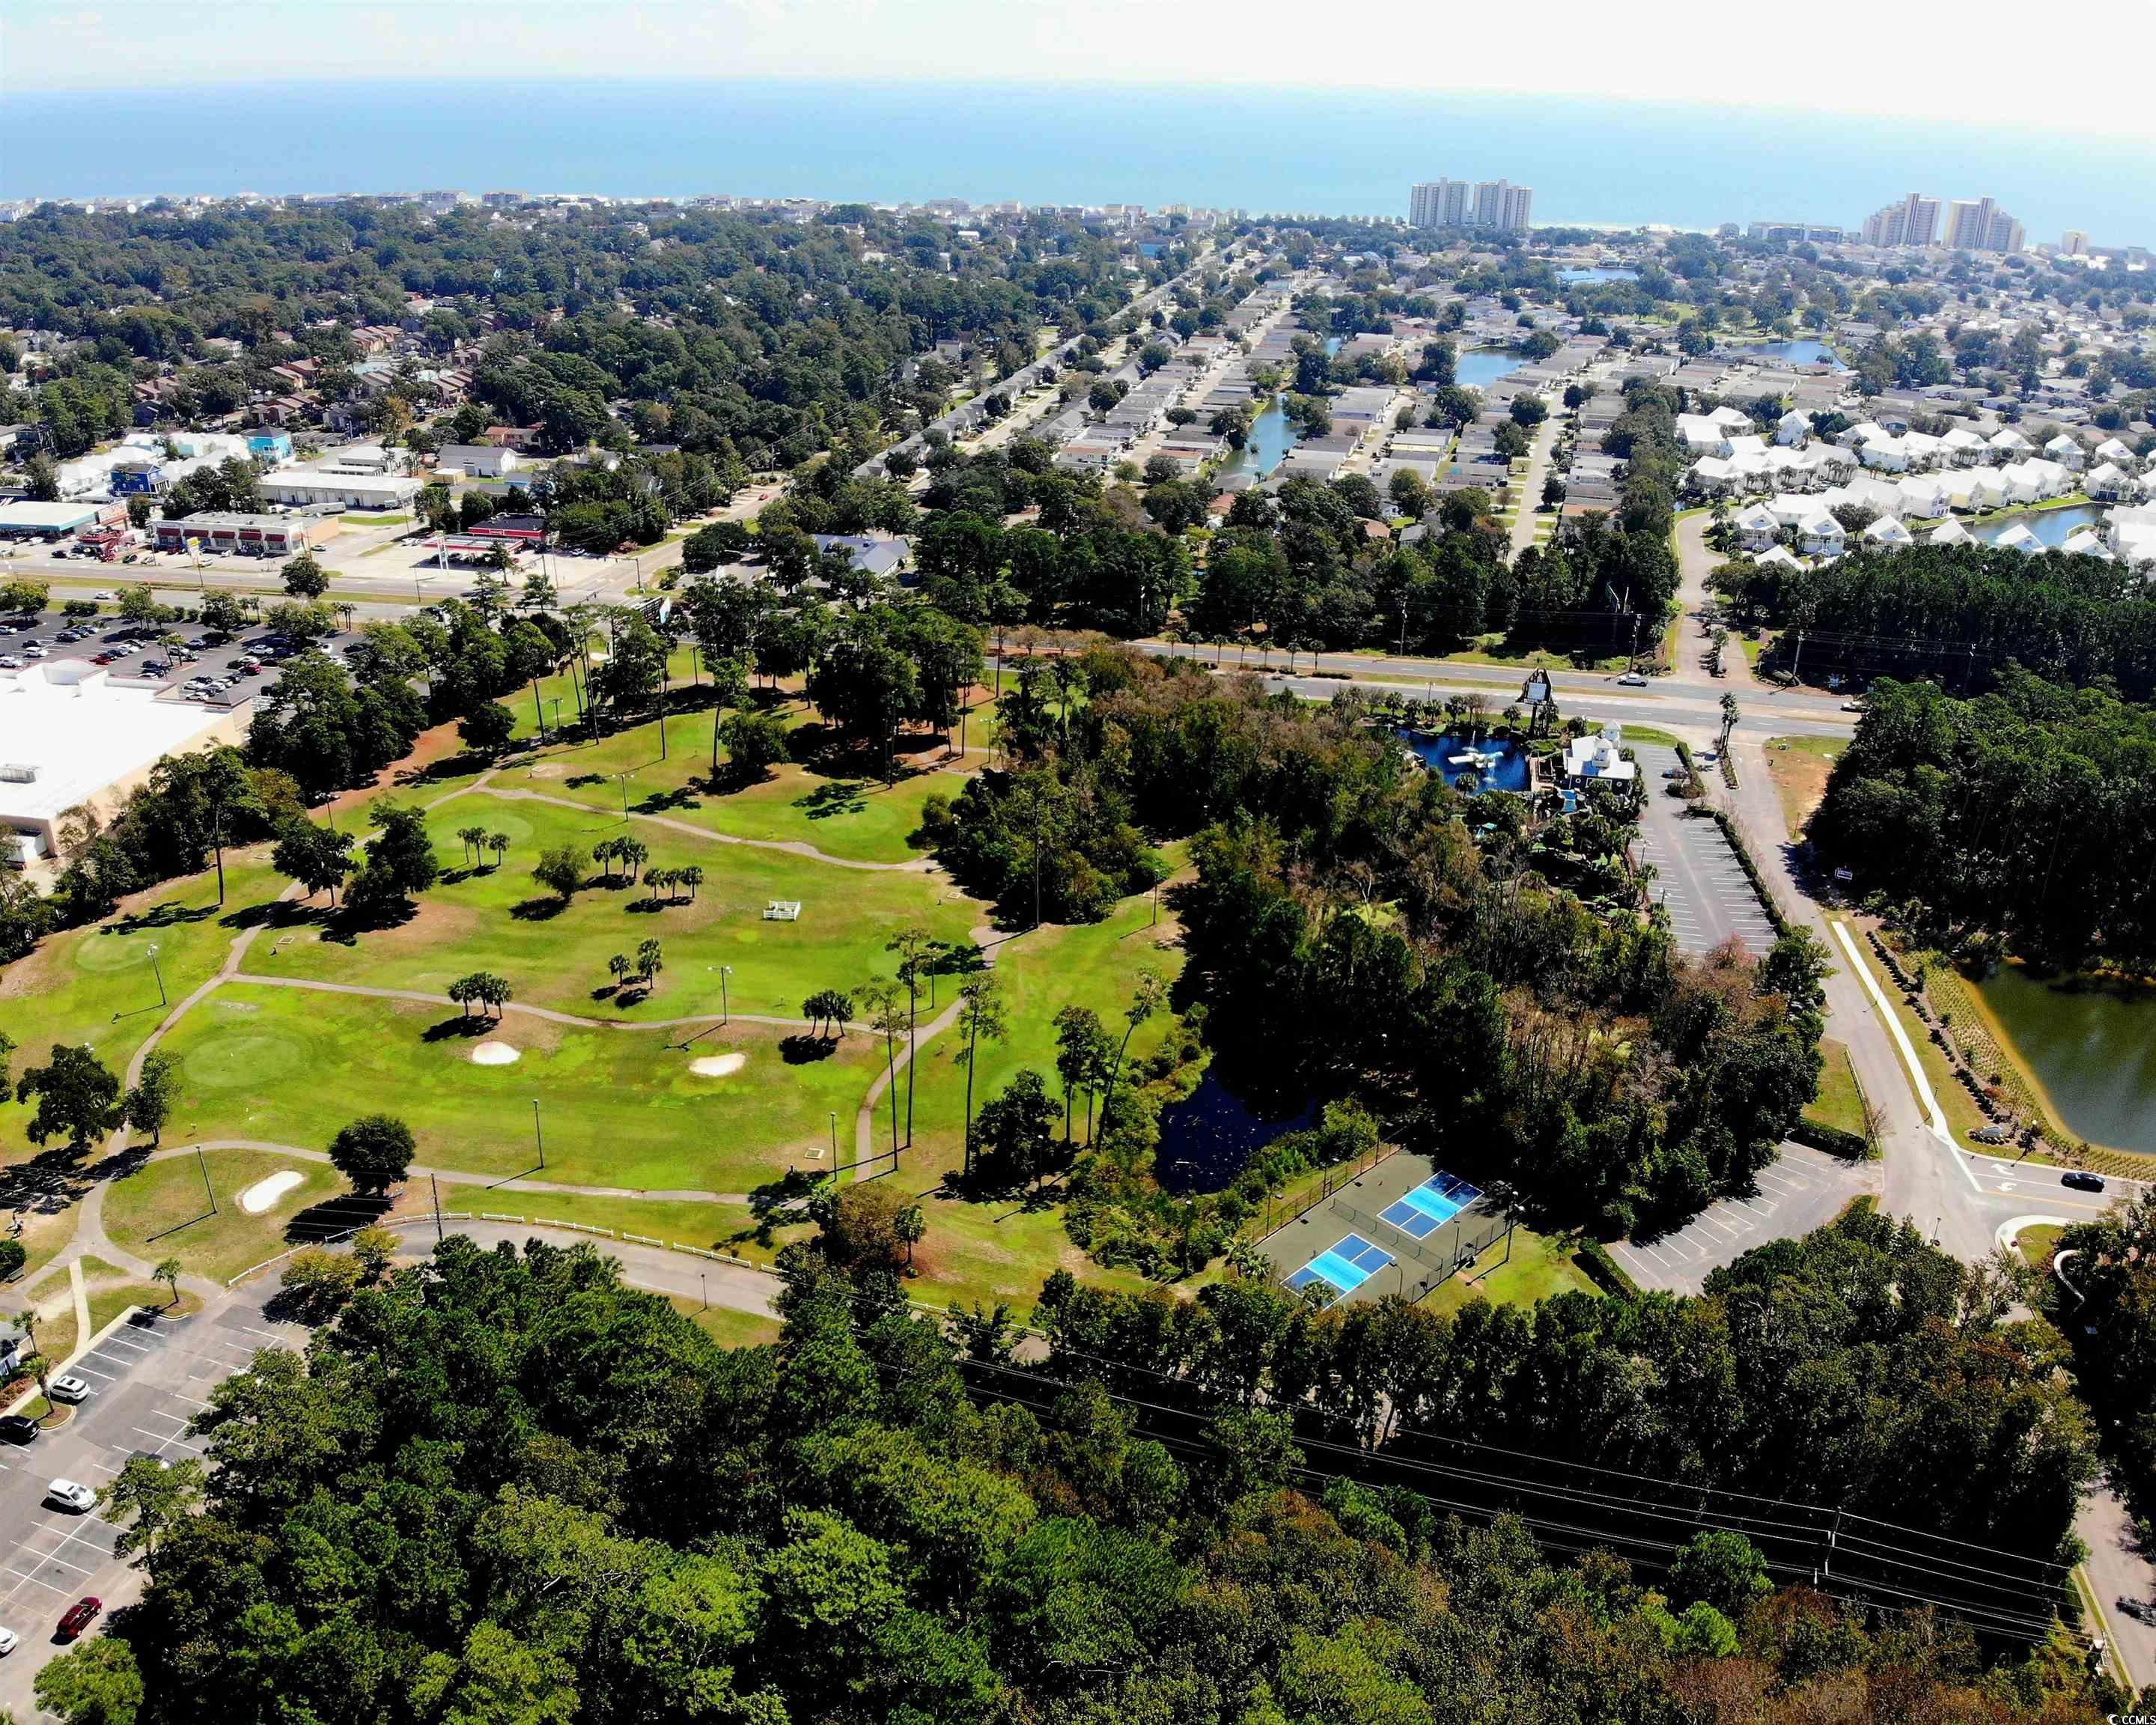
[430,1172,444,1243]
[1790,628,1804,680]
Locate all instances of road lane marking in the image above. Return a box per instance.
[1830,919,1964,1176]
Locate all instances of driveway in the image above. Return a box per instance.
[1632,747,1778,957]
[0,1294,306,1720]
[1611,1143,1879,1293]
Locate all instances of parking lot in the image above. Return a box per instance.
[0,606,362,711]
[0,1298,305,1715]
[1610,1143,1876,1292]
[1631,746,1779,958]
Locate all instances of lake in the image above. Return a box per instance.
[1973,503,2104,548]
[1397,728,1531,792]
[1217,394,1298,479]
[1457,349,1523,392]
[1558,267,1639,285]
[1155,1072,1315,1195]
[1976,964,2156,1154]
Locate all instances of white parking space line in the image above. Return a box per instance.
[4,1568,68,1594]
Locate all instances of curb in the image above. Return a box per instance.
[2,1303,147,1419]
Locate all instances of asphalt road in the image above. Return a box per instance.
[0,1289,305,1721]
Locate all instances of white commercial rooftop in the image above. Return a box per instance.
[0,499,101,534]
[0,663,228,845]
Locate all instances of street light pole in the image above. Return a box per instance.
[196,1145,216,1214]
[828,1111,838,1162]
[147,943,166,1007]
[720,964,731,1025]
[531,1098,545,1172]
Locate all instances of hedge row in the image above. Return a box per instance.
[1790,1117,1873,1160]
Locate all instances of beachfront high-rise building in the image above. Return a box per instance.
[1862,191,2022,253]
[1860,192,1941,248]
[2061,230,2090,256]
[1409,179,1471,228]
[1409,177,1531,234]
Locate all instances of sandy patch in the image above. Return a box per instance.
[469,1041,521,1065]
[689,1052,747,1077]
[240,1169,305,1214]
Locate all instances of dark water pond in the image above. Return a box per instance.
[1398,728,1531,792]
[1155,1072,1315,1195]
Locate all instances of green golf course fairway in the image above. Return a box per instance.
[155,984,881,1193]
[253,794,979,1025]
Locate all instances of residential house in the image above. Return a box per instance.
[1940,427,1989,466]
[1993,522,2044,554]
[1863,515,1915,549]
[1732,502,1780,552]
[1564,732,1638,785]
[2043,433,2087,472]
[436,443,523,478]
[1927,519,1973,547]
[1775,409,1809,447]
[2086,462,2140,501]
[1797,510,1846,558]
[1895,475,1952,518]
[2060,527,2112,560]
[1989,428,2034,459]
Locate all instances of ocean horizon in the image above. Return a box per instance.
[2,79,2150,244]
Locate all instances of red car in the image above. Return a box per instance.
[55,1597,100,1641]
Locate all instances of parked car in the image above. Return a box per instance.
[1970,1122,2014,1146]
[22,645,46,657]
[55,1598,101,1642]
[45,1479,96,1512]
[0,1625,17,1655]
[2062,1172,2107,1193]
[48,1375,90,1404]
[0,1415,40,1444]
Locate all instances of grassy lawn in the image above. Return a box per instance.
[2015,1222,2065,1271]
[103,1146,346,1285]
[1422,1224,1600,1315]
[1764,735,1842,836]
[898,881,1184,1185]
[1857,936,1994,1149]
[1614,724,1682,748]
[255,794,978,1026]
[159,985,881,1194]
[0,848,286,1082]
[493,703,963,866]
[670,1297,783,1348]
[1805,1037,1869,1138]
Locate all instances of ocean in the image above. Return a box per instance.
[1,79,2149,244]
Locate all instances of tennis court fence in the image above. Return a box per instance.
[1318,1199,1513,1301]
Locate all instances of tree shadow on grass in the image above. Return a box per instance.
[564,773,611,790]
[509,896,569,922]
[109,902,217,937]
[633,786,702,815]
[420,1014,494,1043]
[794,779,871,821]
[779,1034,838,1065]
[284,1191,390,1244]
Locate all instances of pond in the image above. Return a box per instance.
[1972,503,2104,549]
[1975,963,2156,1154]
[1216,394,1299,480]
[1154,1072,1316,1195]
[1396,728,1532,793]
[1741,338,1845,371]
[1456,348,1523,392]
[1558,266,1639,285]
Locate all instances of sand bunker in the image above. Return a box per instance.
[469,1041,521,1065]
[690,1053,747,1077]
[240,1169,304,1215]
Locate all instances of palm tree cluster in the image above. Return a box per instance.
[454,827,511,869]
[642,863,704,905]
[606,939,665,994]
[590,834,649,883]
[446,971,512,1020]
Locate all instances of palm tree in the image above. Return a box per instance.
[636,938,664,990]
[957,976,1008,1178]
[621,838,649,883]
[608,952,632,991]
[153,1256,183,1309]
[1720,690,1740,752]
[487,833,510,868]
[680,864,703,901]
[861,978,907,1157]
[457,825,487,866]
[19,1349,52,1419]
[591,837,618,882]
[1097,972,1165,1137]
